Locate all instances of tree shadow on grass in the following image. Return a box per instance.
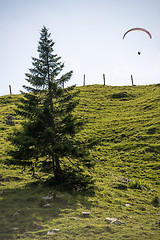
[0,174,95,239]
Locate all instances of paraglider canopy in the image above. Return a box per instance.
[123,27,152,39]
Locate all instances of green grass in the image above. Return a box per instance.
[0,84,160,239]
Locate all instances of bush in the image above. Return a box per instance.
[128,179,142,190]
[109,91,134,101]
[151,196,159,207]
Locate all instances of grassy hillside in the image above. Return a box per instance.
[0,84,160,239]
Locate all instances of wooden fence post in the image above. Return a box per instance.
[83,74,85,86]
[9,85,12,95]
[131,75,134,86]
[103,74,106,85]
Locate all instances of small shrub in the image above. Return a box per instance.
[113,183,128,190]
[147,127,157,134]
[128,179,142,190]
[151,196,159,207]
[109,91,134,101]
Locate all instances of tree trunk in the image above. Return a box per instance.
[46,52,54,113]
[52,155,63,183]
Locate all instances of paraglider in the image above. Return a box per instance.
[123,27,152,55]
[123,27,152,40]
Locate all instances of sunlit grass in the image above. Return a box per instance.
[0,84,160,239]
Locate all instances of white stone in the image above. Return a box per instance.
[105,217,117,223]
[70,217,78,220]
[43,195,53,200]
[82,212,90,215]
[47,230,54,235]
[13,228,19,230]
[47,229,60,235]
[44,203,51,208]
[125,203,130,207]
[105,217,126,225]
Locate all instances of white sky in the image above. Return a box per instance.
[0,0,160,95]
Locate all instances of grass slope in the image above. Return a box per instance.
[0,84,160,239]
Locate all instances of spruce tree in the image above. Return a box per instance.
[8,26,86,183]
